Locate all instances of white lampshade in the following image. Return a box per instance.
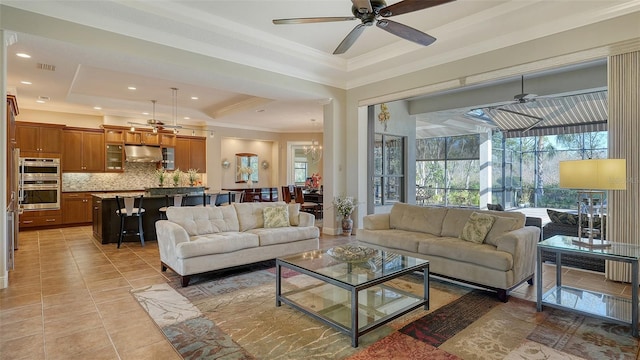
[559,159,627,190]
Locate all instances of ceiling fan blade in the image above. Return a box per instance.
[495,107,543,121]
[273,16,356,25]
[376,19,436,46]
[351,0,373,14]
[333,23,367,54]
[380,0,456,17]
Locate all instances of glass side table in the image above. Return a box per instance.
[536,235,640,337]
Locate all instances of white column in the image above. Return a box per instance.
[479,130,492,209]
[1,30,11,289]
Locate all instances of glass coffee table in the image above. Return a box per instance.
[276,244,429,347]
[537,235,640,337]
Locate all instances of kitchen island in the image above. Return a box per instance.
[92,188,224,245]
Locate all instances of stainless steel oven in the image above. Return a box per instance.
[19,157,61,210]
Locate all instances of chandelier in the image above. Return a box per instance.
[304,140,323,163]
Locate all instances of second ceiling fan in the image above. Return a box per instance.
[273,0,455,55]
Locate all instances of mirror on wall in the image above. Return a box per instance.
[236,153,259,183]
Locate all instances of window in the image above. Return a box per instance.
[416,134,480,207]
[294,161,307,185]
[374,134,405,206]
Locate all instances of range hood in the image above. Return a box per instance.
[124,145,163,162]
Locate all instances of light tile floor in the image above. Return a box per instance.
[0,226,632,359]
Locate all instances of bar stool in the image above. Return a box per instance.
[115,195,145,248]
[159,194,184,219]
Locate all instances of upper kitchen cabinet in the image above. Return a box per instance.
[16,121,64,157]
[125,130,160,145]
[175,136,206,172]
[104,127,125,143]
[160,133,176,147]
[62,128,105,172]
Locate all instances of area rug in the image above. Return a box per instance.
[131,263,639,359]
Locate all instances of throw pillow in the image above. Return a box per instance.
[484,215,521,246]
[263,206,290,228]
[288,203,301,226]
[547,209,579,225]
[459,212,496,244]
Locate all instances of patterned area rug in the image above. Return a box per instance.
[131,262,639,359]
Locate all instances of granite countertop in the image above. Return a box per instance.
[91,192,147,199]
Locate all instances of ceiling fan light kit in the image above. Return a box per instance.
[273,0,455,54]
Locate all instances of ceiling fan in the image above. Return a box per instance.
[129,99,182,134]
[487,75,546,132]
[273,0,455,54]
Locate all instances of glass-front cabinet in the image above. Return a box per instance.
[162,147,175,171]
[105,144,124,171]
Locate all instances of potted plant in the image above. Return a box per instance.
[156,168,166,187]
[172,169,182,187]
[187,168,199,186]
[333,196,356,235]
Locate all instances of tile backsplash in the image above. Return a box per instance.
[62,163,162,192]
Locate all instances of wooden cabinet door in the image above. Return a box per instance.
[39,127,62,153]
[92,197,102,240]
[104,128,124,143]
[82,131,104,171]
[62,130,84,171]
[63,193,92,224]
[15,123,40,153]
[189,138,206,172]
[160,134,176,147]
[174,137,190,171]
[125,131,142,144]
[143,132,160,145]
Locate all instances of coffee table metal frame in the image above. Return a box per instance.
[537,235,639,337]
[276,247,429,347]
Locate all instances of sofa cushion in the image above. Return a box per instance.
[234,201,290,231]
[176,232,259,259]
[547,209,579,225]
[263,205,290,228]
[389,203,448,236]
[288,203,301,226]
[248,226,320,246]
[485,216,521,247]
[167,206,240,236]
[440,208,473,238]
[418,237,513,272]
[357,229,438,253]
[460,212,496,243]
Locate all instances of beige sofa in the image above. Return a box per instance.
[156,201,319,286]
[356,203,540,301]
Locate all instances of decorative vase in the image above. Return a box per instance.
[247,180,253,188]
[342,214,353,236]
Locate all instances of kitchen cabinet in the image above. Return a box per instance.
[92,196,102,241]
[62,192,93,224]
[16,122,64,156]
[125,130,160,145]
[19,209,62,229]
[105,144,124,171]
[62,128,105,172]
[104,127,124,143]
[175,136,206,172]
[160,133,176,147]
[162,147,176,171]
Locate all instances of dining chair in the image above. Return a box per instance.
[294,186,318,216]
[281,186,293,203]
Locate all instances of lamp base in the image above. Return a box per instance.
[571,238,612,249]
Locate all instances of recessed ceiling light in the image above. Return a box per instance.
[142,112,149,115]
[36,100,46,104]
[93,106,102,110]
[127,86,136,90]
[20,81,32,85]
[16,53,31,58]
[183,117,190,120]
[191,96,198,100]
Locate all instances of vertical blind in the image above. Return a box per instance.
[606,50,640,283]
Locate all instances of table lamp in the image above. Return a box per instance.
[559,159,626,247]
